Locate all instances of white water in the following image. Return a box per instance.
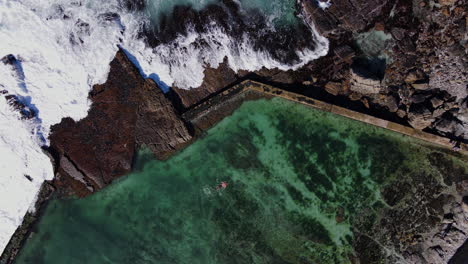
[0,0,328,254]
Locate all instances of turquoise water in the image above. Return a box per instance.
[145,0,217,23]
[16,98,460,264]
[144,0,299,26]
[239,0,299,25]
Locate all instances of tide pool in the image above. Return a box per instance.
[16,97,462,264]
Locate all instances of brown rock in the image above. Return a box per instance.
[325,81,342,96]
[404,69,426,84]
[411,82,430,90]
[350,69,382,94]
[397,109,407,118]
[374,22,385,31]
[172,58,238,109]
[50,50,192,197]
[349,92,363,101]
[431,97,445,108]
[135,79,192,159]
[408,104,435,129]
[361,97,370,108]
[382,94,399,112]
[438,0,456,5]
[432,107,446,118]
[334,45,355,63]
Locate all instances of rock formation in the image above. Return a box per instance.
[298,0,467,142]
[49,50,192,197]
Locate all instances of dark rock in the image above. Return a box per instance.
[410,93,428,104]
[396,108,407,118]
[350,68,381,94]
[408,104,435,129]
[433,116,464,137]
[431,97,445,108]
[432,107,447,118]
[4,95,36,120]
[382,94,399,112]
[324,81,342,96]
[390,27,407,41]
[135,79,193,159]
[300,1,338,37]
[333,45,355,63]
[1,54,16,65]
[172,58,238,109]
[405,69,426,84]
[50,50,192,197]
[301,0,392,36]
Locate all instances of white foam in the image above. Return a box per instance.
[0,0,123,253]
[0,91,53,253]
[0,0,329,254]
[317,0,332,9]
[125,21,329,89]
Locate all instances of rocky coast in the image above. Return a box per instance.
[1,0,468,263]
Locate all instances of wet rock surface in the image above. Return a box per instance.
[167,0,467,144]
[49,50,192,197]
[297,0,468,143]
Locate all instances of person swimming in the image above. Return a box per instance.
[216,181,228,190]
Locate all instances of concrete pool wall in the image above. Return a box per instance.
[184,79,468,156]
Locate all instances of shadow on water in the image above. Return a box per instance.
[2,54,46,143]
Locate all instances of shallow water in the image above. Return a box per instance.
[16,97,454,264]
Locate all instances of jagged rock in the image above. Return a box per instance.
[135,79,193,159]
[172,58,238,109]
[349,92,363,101]
[301,0,392,36]
[462,196,468,215]
[432,107,447,118]
[439,0,456,5]
[333,45,355,63]
[429,53,467,100]
[390,27,407,41]
[382,94,399,112]
[324,81,342,96]
[50,50,192,197]
[404,69,426,84]
[300,1,338,37]
[411,82,430,90]
[397,108,407,118]
[431,97,445,108]
[411,93,429,104]
[433,117,465,137]
[4,95,36,120]
[0,54,16,65]
[408,104,435,129]
[350,68,382,94]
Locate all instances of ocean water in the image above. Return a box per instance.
[15,97,457,264]
[0,0,328,253]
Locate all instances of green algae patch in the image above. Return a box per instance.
[16,98,464,264]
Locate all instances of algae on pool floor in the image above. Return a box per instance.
[16,97,464,264]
